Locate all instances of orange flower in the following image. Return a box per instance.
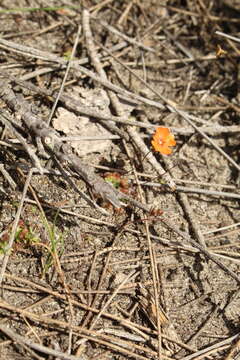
[151,127,176,155]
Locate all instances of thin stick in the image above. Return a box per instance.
[140,182,240,200]
[177,192,207,248]
[47,24,82,126]
[0,325,80,360]
[181,333,240,360]
[0,168,33,285]
[145,224,163,359]
[203,221,240,235]
[215,31,240,44]
[0,111,43,175]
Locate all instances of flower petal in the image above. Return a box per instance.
[151,127,176,154]
[155,127,170,138]
[166,134,176,146]
[159,144,172,155]
[151,139,162,152]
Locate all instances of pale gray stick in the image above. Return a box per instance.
[141,182,240,200]
[181,332,239,360]
[177,192,207,248]
[215,31,240,43]
[47,24,82,126]
[0,323,83,360]
[0,169,33,285]
[0,112,44,175]
[0,163,16,189]
[176,185,240,199]
[203,221,240,235]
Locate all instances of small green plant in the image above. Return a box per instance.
[104,172,129,193]
[105,173,121,189]
[15,220,39,245]
[41,210,65,276]
[0,219,39,254]
[0,241,10,255]
[63,50,77,61]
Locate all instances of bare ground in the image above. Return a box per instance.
[0,1,240,359]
